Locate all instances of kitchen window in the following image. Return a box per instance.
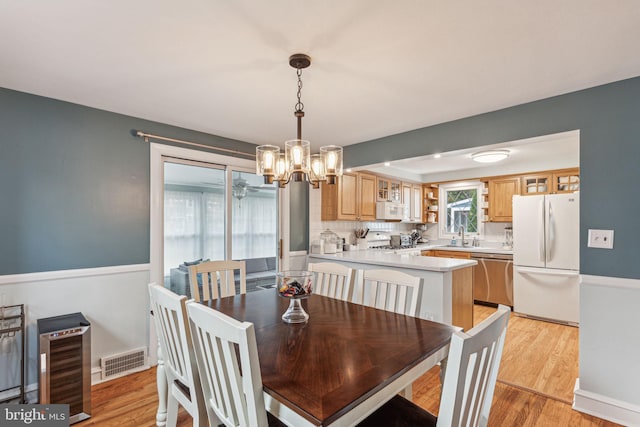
[439,182,483,237]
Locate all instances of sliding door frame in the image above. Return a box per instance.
[149,143,288,363]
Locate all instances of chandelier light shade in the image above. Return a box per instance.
[471,149,510,163]
[256,53,343,188]
[285,139,311,182]
[309,153,326,188]
[320,145,343,184]
[256,144,280,184]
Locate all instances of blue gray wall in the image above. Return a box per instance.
[0,88,255,275]
[345,76,640,279]
[2,76,639,278]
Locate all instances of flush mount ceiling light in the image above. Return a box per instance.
[256,54,343,189]
[471,149,510,163]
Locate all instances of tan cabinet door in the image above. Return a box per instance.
[488,177,520,222]
[358,173,377,220]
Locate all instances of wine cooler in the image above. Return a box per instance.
[38,312,91,424]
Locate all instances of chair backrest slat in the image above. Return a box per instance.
[307,262,355,301]
[189,260,247,303]
[359,269,422,316]
[187,302,269,427]
[148,283,207,426]
[149,284,196,387]
[437,304,510,427]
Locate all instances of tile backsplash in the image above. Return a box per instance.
[422,221,511,243]
[309,189,511,246]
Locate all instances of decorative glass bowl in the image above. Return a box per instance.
[276,271,313,323]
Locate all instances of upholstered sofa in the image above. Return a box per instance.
[244,257,277,290]
[169,257,276,296]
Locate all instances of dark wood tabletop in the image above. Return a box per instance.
[206,290,456,426]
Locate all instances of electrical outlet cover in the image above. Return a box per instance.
[588,229,614,249]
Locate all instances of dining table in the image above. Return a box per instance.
[153,288,456,426]
[193,290,457,427]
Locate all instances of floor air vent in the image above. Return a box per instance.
[101,347,147,380]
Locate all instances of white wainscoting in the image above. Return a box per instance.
[0,264,151,394]
[574,274,640,427]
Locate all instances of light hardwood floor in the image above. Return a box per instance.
[79,305,621,427]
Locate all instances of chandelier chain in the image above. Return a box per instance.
[295,67,304,113]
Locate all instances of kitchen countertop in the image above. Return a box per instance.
[308,250,477,272]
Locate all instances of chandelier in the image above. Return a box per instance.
[256,54,343,189]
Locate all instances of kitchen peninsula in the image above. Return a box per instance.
[308,250,476,331]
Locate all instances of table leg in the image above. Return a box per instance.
[439,357,448,393]
[156,343,167,427]
[400,384,413,400]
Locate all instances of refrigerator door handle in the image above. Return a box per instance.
[516,266,579,277]
[538,199,545,262]
[547,200,555,262]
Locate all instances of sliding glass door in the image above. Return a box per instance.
[162,158,277,295]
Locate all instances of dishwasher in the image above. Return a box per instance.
[471,252,513,307]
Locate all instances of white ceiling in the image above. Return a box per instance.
[2,1,640,160]
[366,130,580,182]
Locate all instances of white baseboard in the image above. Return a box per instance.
[574,378,640,427]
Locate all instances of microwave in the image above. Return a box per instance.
[376,201,406,220]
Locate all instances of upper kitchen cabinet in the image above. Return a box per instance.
[401,183,424,223]
[521,168,580,195]
[488,177,520,222]
[322,171,376,221]
[412,184,423,222]
[377,176,401,202]
[552,168,580,193]
[521,173,551,195]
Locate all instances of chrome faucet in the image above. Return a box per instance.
[458,226,468,246]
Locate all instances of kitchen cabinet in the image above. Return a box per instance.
[488,177,520,222]
[401,183,424,222]
[430,250,471,260]
[521,169,579,195]
[423,184,439,224]
[402,183,411,221]
[321,171,376,221]
[521,173,551,195]
[412,185,423,222]
[377,177,401,202]
[552,168,580,193]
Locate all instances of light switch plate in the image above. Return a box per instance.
[588,229,614,249]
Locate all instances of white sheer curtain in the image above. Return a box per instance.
[164,189,276,275]
[164,190,224,275]
[232,193,277,260]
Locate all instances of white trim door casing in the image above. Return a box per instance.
[149,143,256,362]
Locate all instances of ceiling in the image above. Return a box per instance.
[2,1,640,160]
[366,130,580,182]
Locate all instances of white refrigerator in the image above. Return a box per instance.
[512,193,580,325]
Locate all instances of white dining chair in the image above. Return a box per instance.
[307,261,355,301]
[189,260,247,302]
[357,268,422,316]
[148,283,207,427]
[357,304,511,427]
[186,302,287,427]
